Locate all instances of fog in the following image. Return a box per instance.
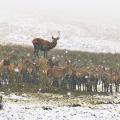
[0,0,120,23]
[0,0,120,43]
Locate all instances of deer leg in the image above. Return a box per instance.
[36,49,39,58]
[37,51,39,58]
[46,52,48,58]
[35,45,40,58]
[45,52,47,58]
[79,82,81,91]
[44,51,48,58]
[110,84,112,94]
[102,82,104,92]
[34,46,39,58]
[34,48,36,58]
[44,51,45,58]
[116,84,118,92]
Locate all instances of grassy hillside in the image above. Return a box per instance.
[0,44,120,70]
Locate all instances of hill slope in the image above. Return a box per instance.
[0,21,120,53]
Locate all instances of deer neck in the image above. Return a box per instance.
[48,40,57,50]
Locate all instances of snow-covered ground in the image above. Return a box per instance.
[0,102,120,120]
[0,93,120,120]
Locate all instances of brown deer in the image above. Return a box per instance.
[32,32,60,58]
[45,64,72,87]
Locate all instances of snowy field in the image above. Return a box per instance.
[0,93,120,120]
[0,103,120,120]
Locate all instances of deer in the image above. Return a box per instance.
[46,66,69,88]
[32,32,60,58]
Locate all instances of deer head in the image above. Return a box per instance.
[51,31,60,42]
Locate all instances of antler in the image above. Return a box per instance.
[50,32,54,37]
[57,31,60,37]
[51,31,61,38]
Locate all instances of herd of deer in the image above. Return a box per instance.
[0,32,120,94]
[74,67,120,93]
[0,56,120,94]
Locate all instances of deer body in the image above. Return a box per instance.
[32,33,60,58]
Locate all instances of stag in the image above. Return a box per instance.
[32,32,60,58]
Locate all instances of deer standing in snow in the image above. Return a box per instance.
[32,32,60,58]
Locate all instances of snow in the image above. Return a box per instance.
[0,102,120,120]
[0,93,120,120]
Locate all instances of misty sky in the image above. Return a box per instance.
[0,0,120,24]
